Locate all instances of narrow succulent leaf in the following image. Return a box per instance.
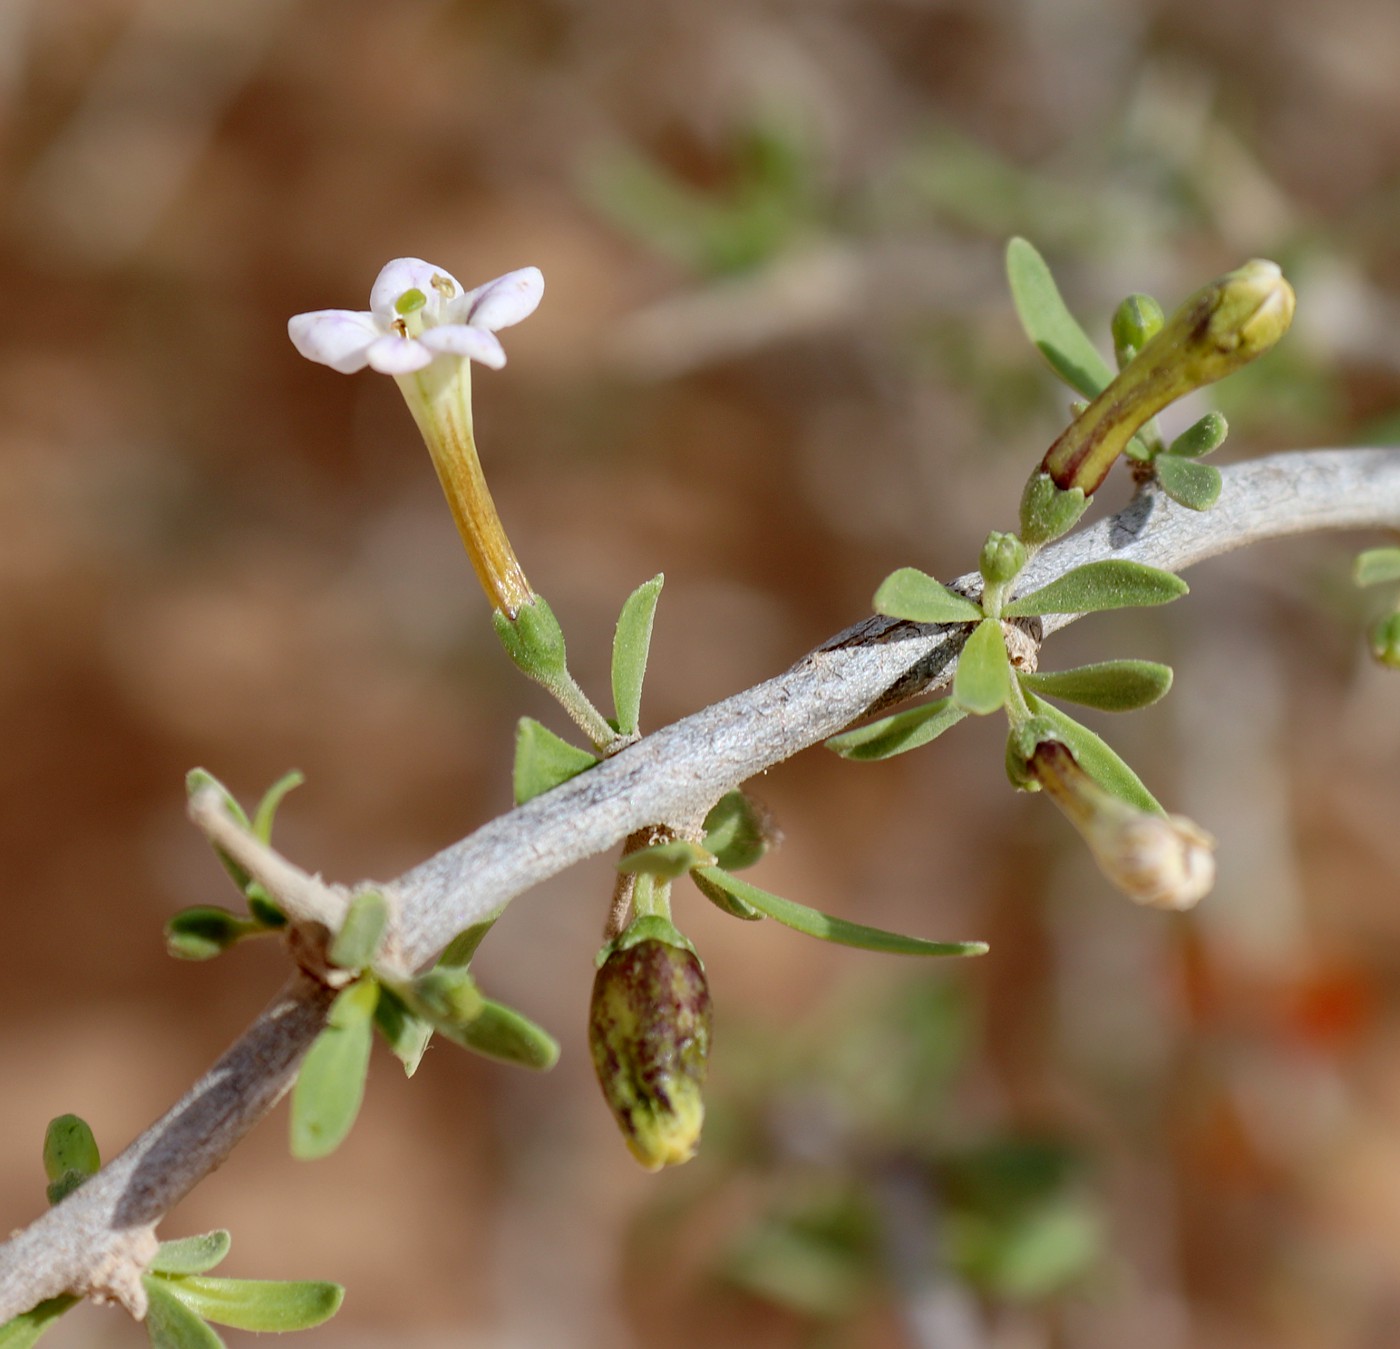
[141,1279,225,1349]
[512,718,598,805]
[691,868,764,921]
[1006,237,1115,399]
[165,907,264,962]
[43,1115,99,1185]
[186,770,253,894]
[149,1232,232,1277]
[873,568,983,624]
[825,698,968,761]
[700,792,771,870]
[251,770,304,844]
[0,1296,78,1348]
[289,977,378,1161]
[953,620,1012,715]
[328,890,389,971]
[1018,660,1173,712]
[1154,454,1222,511]
[441,998,560,1071]
[152,1277,344,1333]
[693,868,988,957]
[611,574,664,737]
[372,987,433,1077]
[617,839,715,881]
[1003,560,1187,617]
[1354,547,1400,588]
[1168,410,1228,458]
[1025,694,1163,814]
[438,920,497,969]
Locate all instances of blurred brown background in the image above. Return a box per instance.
[3,1,1400,1345]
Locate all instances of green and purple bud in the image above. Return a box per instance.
[588,917,712,1171]
[1042,259,1295,496]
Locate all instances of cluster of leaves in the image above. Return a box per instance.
[0,1117,342,1348]
[172,772,558,1163]
[839,558,1182,814]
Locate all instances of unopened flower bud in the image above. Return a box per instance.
[1043,260,1295,495]
[1371,611,1400,670]
[980,531,1027,587]
[1111,293,1165,368]
[588,919,712,1170]
[1027,739,1215,910]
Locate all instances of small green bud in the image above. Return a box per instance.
[493,595,568,683]
[1018,473,1089,548]
[1043,259,1294,495]
[979,531,1028,587]
[1111,293,1165,368]
[588,929,712,1171]
[1371,611,1400,669]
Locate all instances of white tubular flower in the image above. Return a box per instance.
[1029,739,1215,910]
[287,259,544,617]
[288,259,543,375]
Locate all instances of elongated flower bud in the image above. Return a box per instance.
[1028,739,1215,910]
[588,924,712,1170]
[1042,259,1295,495]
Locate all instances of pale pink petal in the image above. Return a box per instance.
[419,324,507,368]
[459,267,543,332]
[370,257,463,322]
[287,309,382,373]
[365,333,435,374]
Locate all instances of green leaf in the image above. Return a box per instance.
[43,1115,99,1185]
[289,977,378,1161]
[438,920,496,969]
[185,770,253,895]
[1354,547,1400,588]
[164,907,264,962]
[1006,237,1115,399]
[693,868,987,957]
[692,868,764,921]
[611,574,664,737]
[1025,694,1162,814]
[953,620,1012,715]
[243,888,286,929]
[825,698,967,761]
[372,986,433,1077]
[150,1277,344,1333]
[440,998,560,1071]
[873,568,982,624]
[328,891,388,971]
[141,1279,225,1349]
[512,718,598,805]
[0,1296,78,1348]
[1167,410,1228,458]
[1003,560,1187,617]
[700,792,771,870]
[1154,454,1222,511]
[149,1232,232,1277]
[1018,660,1173,712]
[617,839,715,881]
[251,770,304,844]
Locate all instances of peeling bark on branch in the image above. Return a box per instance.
[2,448,1398,1325]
